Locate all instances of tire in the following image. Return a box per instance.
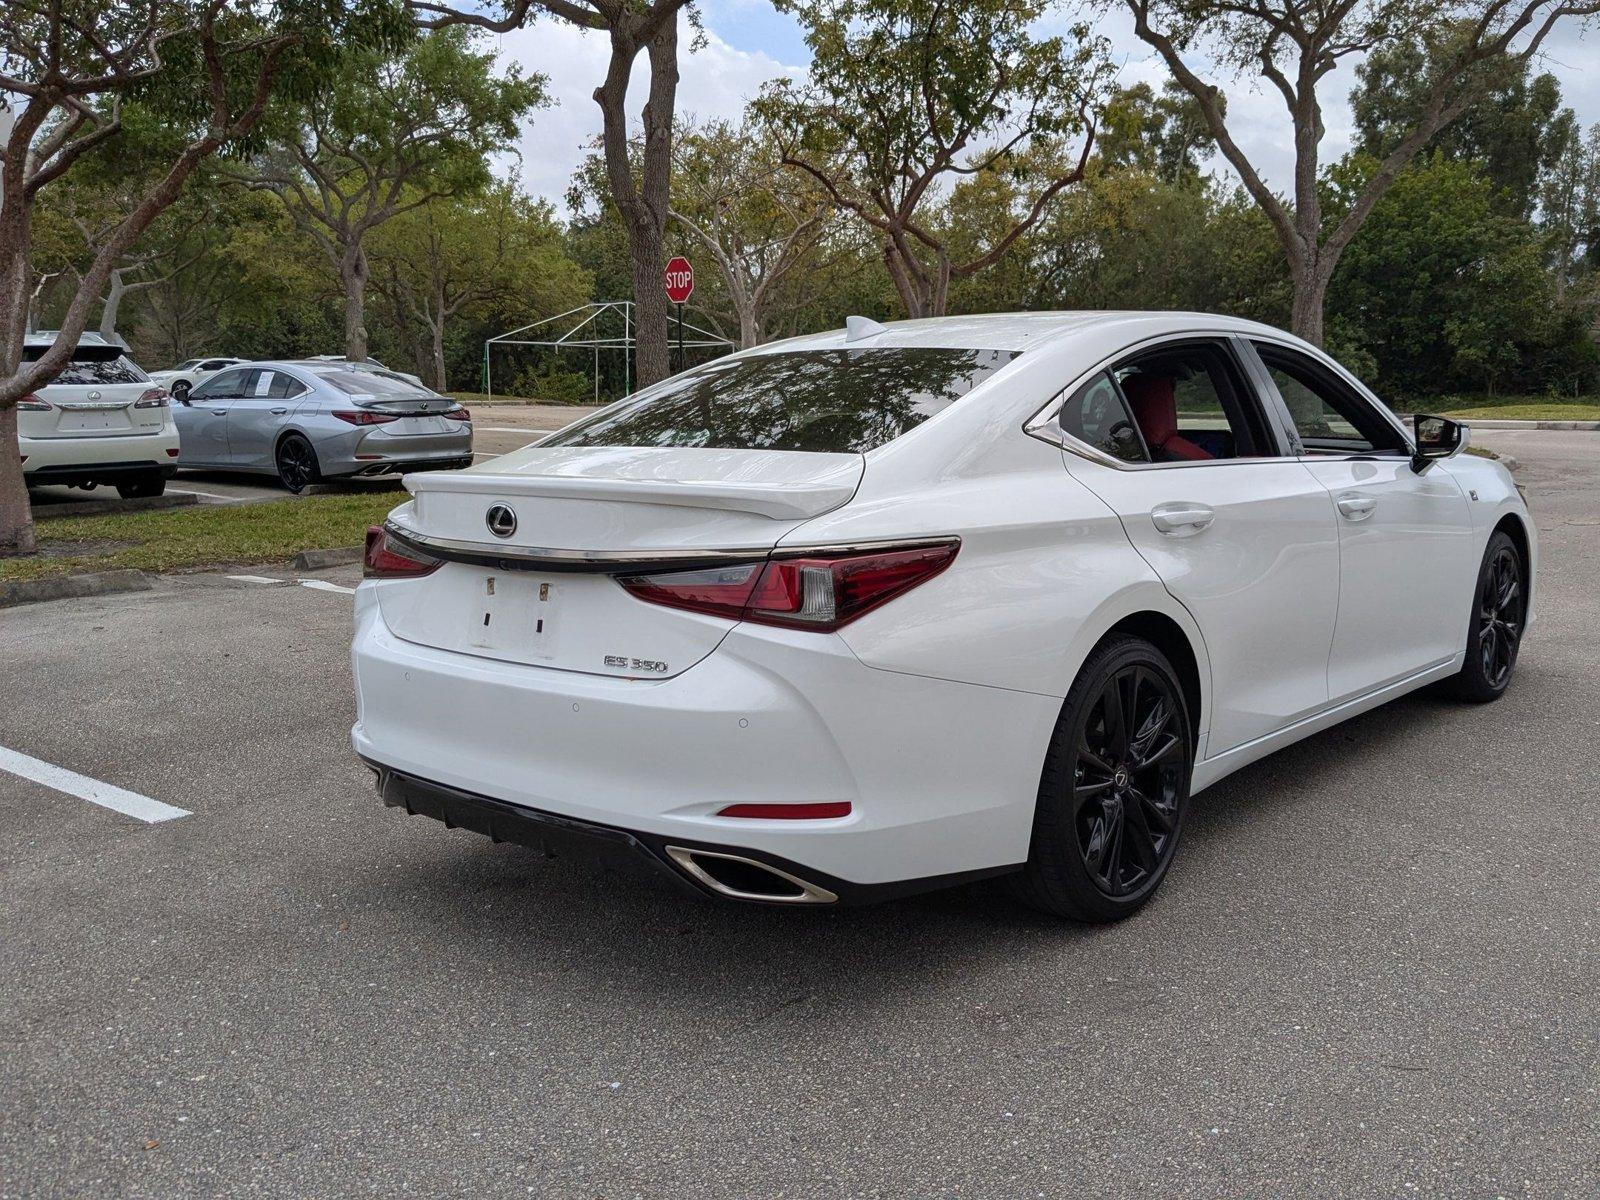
[170,380,191,403]
[1445,530,1525,703]
[1010,635,1195,922]
[275,433,321,494]
[115,472,166,500]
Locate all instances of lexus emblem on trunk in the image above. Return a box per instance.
[485,505,517,538]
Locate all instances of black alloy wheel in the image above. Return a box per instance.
[276,434,321,494]
[1012,635,1194,921]
[1448,530,1524,702]
[171,380,191,403]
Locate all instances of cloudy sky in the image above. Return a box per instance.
[493,1,1600,211]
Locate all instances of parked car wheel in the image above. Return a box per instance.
[170,380,191,403]
[1011,636,1194,922]
[276,433,322,494]
[1446,530,1525,703]
[115,472,167,500]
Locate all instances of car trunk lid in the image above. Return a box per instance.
[22,344,161,440]
[375,445,863,677]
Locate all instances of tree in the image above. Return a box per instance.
[668,117,837,348]
[1351,46,1570,219]
[240,28,542,364]
[757,0,1107,319]
[1118,0,1600,345]
[0,0,404,556]
[413,0,693,388]
[369,183,591,389]
[1540,121,1600,303]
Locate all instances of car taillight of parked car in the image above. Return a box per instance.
[133,388,169,408]
[334,410,401,426]
[618,541,960,633]
[448,405,470,421]
[363,526,442,579]
[16,394,51,411]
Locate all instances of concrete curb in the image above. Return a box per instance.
[292,546,362,571]
[1461,418,1600,430]
[33,492,198,521]
[0,568,156,609]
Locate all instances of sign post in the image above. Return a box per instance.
[663,256,695,374]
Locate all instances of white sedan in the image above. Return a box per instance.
[351,312,1533,920]
[147,356,247,402]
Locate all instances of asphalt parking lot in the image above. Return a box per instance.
[2,430,1596,1198]
[26,403,599,512]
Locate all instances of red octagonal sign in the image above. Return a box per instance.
[663,256,695,304]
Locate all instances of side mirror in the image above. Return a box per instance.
[1411,415,1466,474]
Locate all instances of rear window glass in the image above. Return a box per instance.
[316,369,436,399]
[23,344,149,385]
[545,348,1018,454]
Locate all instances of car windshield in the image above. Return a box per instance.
[545,347,1018,454]
[178,359,201,370]
[316,369,437,399]
[23,344,150,385]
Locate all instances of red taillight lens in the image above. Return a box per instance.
[334,410,400,426]
[363,526,441,578]
[16,394,50,411]
[618,541,958,632]
[718,802,853,819]
[134,388,169,408]
[447,405,470,421]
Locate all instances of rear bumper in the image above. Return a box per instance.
[350,583,1057,893]
[21,429,179,477]
[365,758,1012,905]
[339,454,474,478]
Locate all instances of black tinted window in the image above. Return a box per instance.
[1058,372,1149,463]
[23,344,148,385]
[546,348,1017,454]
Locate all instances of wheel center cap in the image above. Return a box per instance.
[1113,767,1132,791]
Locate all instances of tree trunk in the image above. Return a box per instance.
[1289,265,1327,347]
[0,405,34,555]
[596,14,679,389]
[99,268,127,343]
[430,319,447,392]
[340,244,370,362]
[738,306,759,350]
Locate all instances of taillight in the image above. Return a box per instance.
[447,405,470,421]
[618,541,958,632]
[334,410,400,426]
[134,388,169,408]
[17,394,50,411]
[363,526,441,578]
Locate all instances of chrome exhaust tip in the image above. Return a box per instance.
[664,846,838,905]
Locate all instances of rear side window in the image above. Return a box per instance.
[545,348,1018,454]
[1058,372,1149,463]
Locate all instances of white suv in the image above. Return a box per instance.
[17,333,179,499]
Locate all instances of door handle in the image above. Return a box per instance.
[1150,503,1216,535]
[270,407,288,415]
[209,409,227,416]
[1336,493,1377,521]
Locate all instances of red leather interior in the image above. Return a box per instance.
[1121,375,1212,461]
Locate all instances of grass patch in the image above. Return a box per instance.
[448,391,597,407]
[1437,402,1600,422]
[2,491,403,583]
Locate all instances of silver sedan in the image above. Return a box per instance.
[173,361,474,492]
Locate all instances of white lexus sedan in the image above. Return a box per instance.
[351,312,1532,920]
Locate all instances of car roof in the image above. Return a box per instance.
[745,311,1295,355]
[25,330,116,348]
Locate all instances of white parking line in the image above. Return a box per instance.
[0,745,190,824]
[299,579,357,594]
[227,574,285,585]
[478,426,544,434]
[170,488,242,502]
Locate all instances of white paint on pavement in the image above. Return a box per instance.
[0,745,190,824]
[299,579,356,594]
[227,574,285,585]
[479,426,547,434]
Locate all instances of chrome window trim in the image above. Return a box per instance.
[1022,329,1298,471]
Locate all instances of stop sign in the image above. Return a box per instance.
[663,256,695,304]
